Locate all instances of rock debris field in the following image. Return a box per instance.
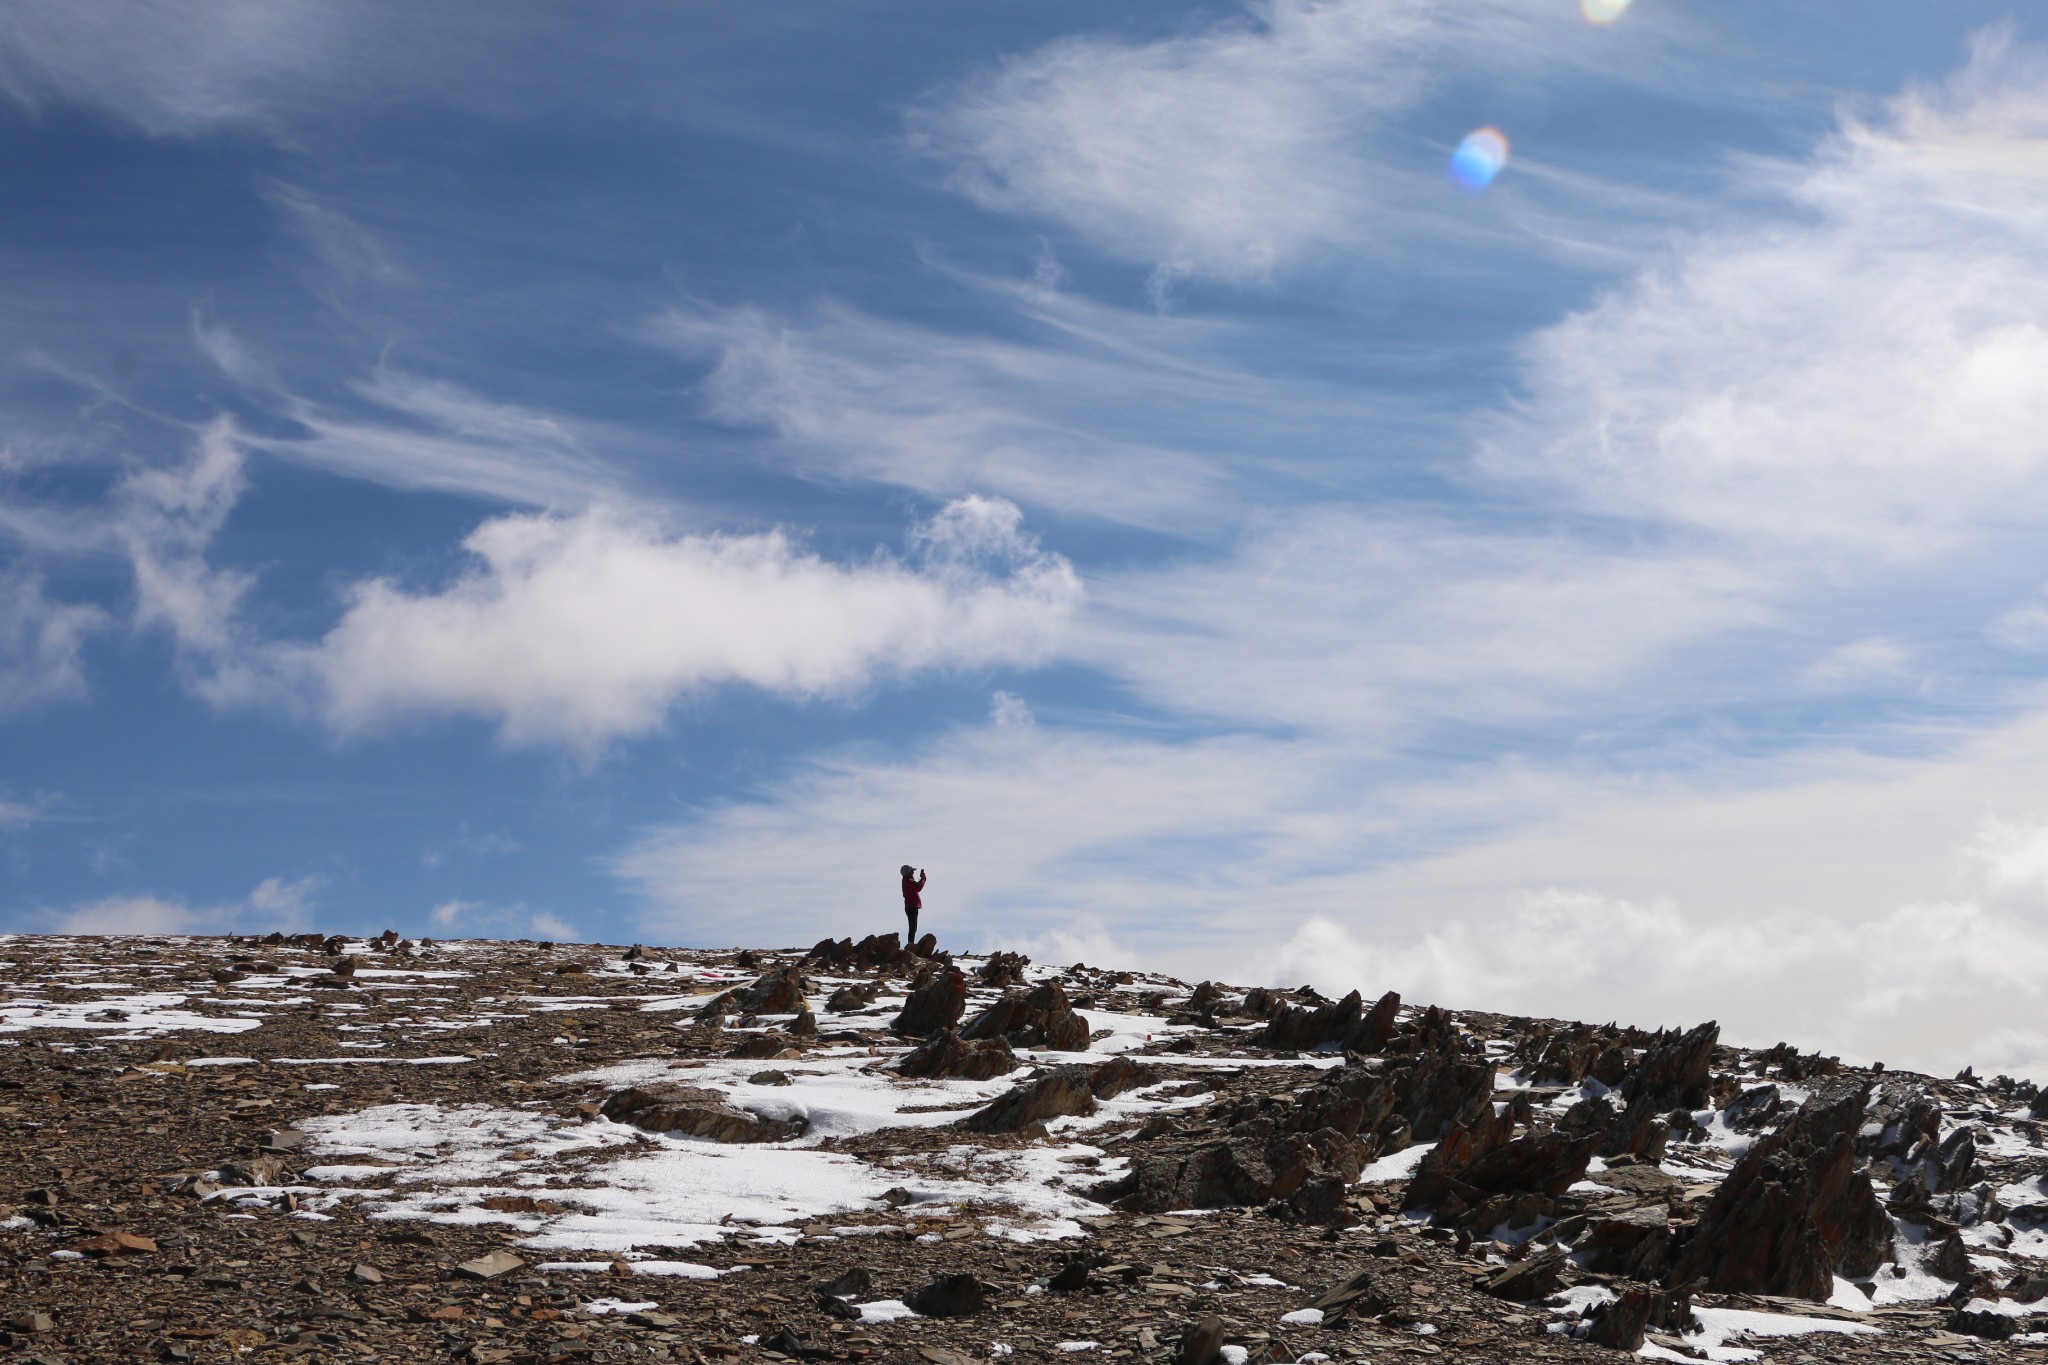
[5,934,2048,1364]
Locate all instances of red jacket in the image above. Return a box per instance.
[902,871,926,910]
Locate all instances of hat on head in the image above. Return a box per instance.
[900,864,914,876]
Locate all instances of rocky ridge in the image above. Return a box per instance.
[1,931,2046,1363]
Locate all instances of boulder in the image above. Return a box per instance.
[1173,1316,1225,1365]
[963,1057,1150,1134]
[1405,1129,1602,1214]
[890,966,967,1037]
[975,951,1031,988]
[894,1029,1020,1081]
[733,963,808,1015]
[598,1084,804,1143]
[1482,1248,1570,1301]
[906,1273,985,1317]
[960,980,1091,1052]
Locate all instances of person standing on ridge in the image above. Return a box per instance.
[900,864,926,944]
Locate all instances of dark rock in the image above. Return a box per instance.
[1097,1127,1368,1222]
[891,966,968,1037]
[1579,1286,1694,1351]
[1671,1078,1890,1298]
[906,1273,986,1317]
[807,933,909,973]
[1621,1020,1718,1113]
[1949,1308,2018,1341]
[961,1057,1150,1133]
[598,1084,805,1143]
[894,1029,1020,1081]
[1256,989,1361,1051]
[1723,1084,1783,1133]
[1927,1230,1973,1282]
[1173,1315,1225,1365]
[825,981,881,1013]
[725,1031,796,1060]
[1407,1127,1600,1217]
[1482,1248,1569,1300]
[817,1267,872,1299]
[1306,1267,1392,1320]
[976,951,1031,988]
[1391,1031,1495,1145]
[1345,990,1401,1054]
[960,980,1090,1052]
[730,964,807,1015]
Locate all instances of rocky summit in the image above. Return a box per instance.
[3,935,2048,1363]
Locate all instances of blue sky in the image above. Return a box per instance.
[9,0,2048,1076]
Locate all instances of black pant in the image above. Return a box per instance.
[905,907,918,942]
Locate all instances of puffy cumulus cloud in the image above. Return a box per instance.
[55,874,322,935]
[0,569,107,716]
[1501,36,2048,560]
[298,496,1080,751]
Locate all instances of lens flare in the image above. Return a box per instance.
[1447,127,1510,193]
[1581,0,1633,23]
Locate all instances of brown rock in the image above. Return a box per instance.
[891,966,968,1037]
[960,980,1090,1052]
[906,1273,985,1317]
[961,1057,1150,1133]
[454,1249,526,1280]
[1482,1247,1569,1300]
[894,1029,1020,1081]
[1173,1315,1225,1365]
[598,1084,805,1143]
[1256,990,1362,1051]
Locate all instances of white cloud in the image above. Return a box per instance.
[428,898,581,942]
[0,569,107,715]
[909,0,1694,283]
[1795,637,1914,694]
[297,496,1080,750]
[1499,35,2048,560]
[56,875,320,935]
[617,692,2048,1083]
[659,298,1229,529]
[1077,510,1767,738]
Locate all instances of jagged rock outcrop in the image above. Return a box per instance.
[961,1057,1150,1133]
[705,963,808,1016]
[890,965,967,1037]
[599,1084,804,1143]
[959,980,1090,1052]
[894,1028,1020,1081]
[1623,1020,1719,1112]
[824,981,881,1013]
[975,951,1031,988]
[806,933,909,973]
[1405,1128,1602,1217]
[1256,989,1361,1050]
[1348,990,1401,1054]
[1391,1030,1495,1145]
[1096,1127,1370,1224]
[1671,1076,1893,1297]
